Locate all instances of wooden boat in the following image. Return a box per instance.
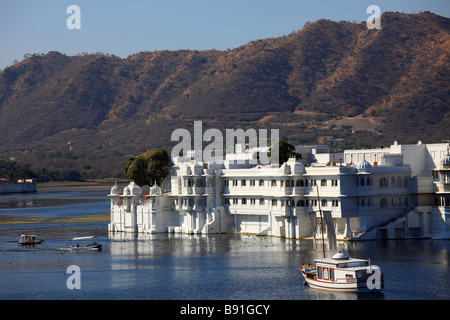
[18,234,45,245]
[70,236,102,251]
[300,186,384,292]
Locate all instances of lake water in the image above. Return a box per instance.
[0,184,449,301]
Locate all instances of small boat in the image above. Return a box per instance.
[70,236,102,251]
[300,252,384,293]
[300,185,384,292]
[18,234,45,245]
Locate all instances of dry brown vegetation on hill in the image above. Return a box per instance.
[0,12,448,178]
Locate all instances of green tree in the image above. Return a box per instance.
[270,139,302,164]
[125,148,171,187]
[123,156,135,178]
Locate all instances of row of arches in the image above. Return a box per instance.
[379,176,409,188]
[436,196,450,207]
[224,178,338,188]
[379,197,410,208]
[224,198,339,208]
[184,178,213,188]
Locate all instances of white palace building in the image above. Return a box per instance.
[108,141,450,240]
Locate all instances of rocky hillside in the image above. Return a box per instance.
[0,12,448,177]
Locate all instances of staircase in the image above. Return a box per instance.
[351,207,415,240]
[256,226,272,236]
[201,207,225,234]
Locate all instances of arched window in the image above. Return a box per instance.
[321,179,327,187]
[259,198,265,205]
[403,176,409,188]
[242,198,247,205]
[360,177,365,186]
[272,199,277,206]
[241,179,246,187]
[271,180,277,187]
[391,177,396,188]
[321,199,327,207]
[296,179,304,187]
[259,179,264,186]
[380,177,388,188]
[297,199,305,207]
[286,180,291,187]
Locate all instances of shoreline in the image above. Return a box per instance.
[37,179,127,190]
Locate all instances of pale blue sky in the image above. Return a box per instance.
[1,0,449,69]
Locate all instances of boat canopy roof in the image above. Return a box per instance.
[315,256,369,266]
[72,236,96,241]
[332,252,349,260]
[313,252,369,266]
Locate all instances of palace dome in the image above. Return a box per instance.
[150,184,161,195]
[127,181,142,196]
[357,156,372,173]
[193,162,204,175]
[110,181,120,196]
[286,157,306,174]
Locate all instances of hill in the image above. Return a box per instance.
[0,12,449,178]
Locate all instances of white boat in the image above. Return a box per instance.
[300,186,384,292]
[70,236,102,251]
[300,252,384,292]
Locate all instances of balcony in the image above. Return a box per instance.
[410,177,434,193]
[194,187,205,195]
[294,207,306,216]
[284,187,293,196]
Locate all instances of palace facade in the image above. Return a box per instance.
[108,141,450,240]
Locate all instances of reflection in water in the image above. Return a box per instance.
[105,233,449,300]
[0,185,449,300]
[109,232,314,258]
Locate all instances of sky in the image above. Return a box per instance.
[1,0,449,70]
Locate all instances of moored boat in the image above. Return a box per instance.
[300,252,384,292]
[300,185,384,293]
